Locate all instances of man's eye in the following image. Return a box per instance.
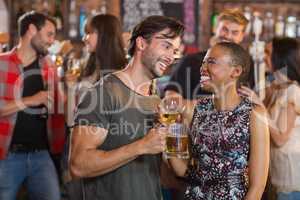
[207,60,216,65]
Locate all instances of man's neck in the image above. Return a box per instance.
[16,39,37,67]
[115,58,152,96]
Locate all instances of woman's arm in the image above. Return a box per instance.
[244,105,270,200]
[167,157,189,177]
[268,102,297,147]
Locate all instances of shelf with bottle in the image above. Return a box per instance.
[212,2,300,43]
[214,0,300,3]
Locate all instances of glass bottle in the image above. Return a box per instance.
[244,6,252,35]
[68,0,78,38]
[263,12,274,41]
[54,0,63,31]
[285,16,297,38]
[275,15,285,37]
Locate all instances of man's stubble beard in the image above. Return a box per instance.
[31,37,48,57]
[141,51,161,79]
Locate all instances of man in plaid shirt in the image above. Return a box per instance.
[0,11,62,200]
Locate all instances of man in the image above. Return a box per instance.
[165,9,251,100]
[0,11,60,200]
[70,16,184,200]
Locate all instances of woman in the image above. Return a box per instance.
[242,38,300,200]
[62,14,127,200]
[168,42,270,200]
[80,14,127,84]
[266,37,300,200]
[65,13,127,124]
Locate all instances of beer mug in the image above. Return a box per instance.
[164,123,189,159]
[67,59,82,77]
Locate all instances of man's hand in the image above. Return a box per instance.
[137,128,167,155]
[24,91,53,108]
[238,86,264,106]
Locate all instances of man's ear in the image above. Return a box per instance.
[135,36,147,51]
[28,24,37,36]
[231,65,243,79]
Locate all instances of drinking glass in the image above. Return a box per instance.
[164,123,189,159]
[67,58,82,77]
[158,96,185,126]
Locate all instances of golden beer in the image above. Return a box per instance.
[159,112,179,125]
[68,67,81,77]
[165,134,189,159]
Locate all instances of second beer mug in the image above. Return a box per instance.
[165,123,189,159]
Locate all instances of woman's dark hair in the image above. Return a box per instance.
[271,37,300,84]
[215,42,251,87]
[18,11,56,37]
[127,15,184,58]
[82,14,127,78]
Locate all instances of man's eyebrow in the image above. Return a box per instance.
[163,40,173,46]
[49,31,55,34]
[154,37,174,45]
[204,57,216,61]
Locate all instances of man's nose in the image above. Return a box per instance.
[49,36,56,44]
[225,32,234,41]
[165,53,175,65]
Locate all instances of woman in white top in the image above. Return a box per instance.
[265,37,300,200]
[240,37,300,200]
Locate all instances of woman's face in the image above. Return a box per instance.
[82,25,98,53]
[200,46,240,92]
[264,42,273,72]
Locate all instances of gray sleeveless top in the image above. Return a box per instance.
[75,74,162,200]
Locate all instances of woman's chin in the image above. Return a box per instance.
[200,84,214,93]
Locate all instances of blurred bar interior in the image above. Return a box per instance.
[1,0,300,51]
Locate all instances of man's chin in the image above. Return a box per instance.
[36,49,49,57]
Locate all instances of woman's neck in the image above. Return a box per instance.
[214,83,241,111]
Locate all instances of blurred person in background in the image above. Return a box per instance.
[62,14,127,200]
[239,37,300,200]
[0,11,60,200]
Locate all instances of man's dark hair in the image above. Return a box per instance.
[127,15,184,57]
[271,37,300,84]
[18,11,56,37]
[216,42,251,86]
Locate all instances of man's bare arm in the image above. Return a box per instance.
[0,91,51,117]
[70,125,166,178]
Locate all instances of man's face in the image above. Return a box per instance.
[31,20,56,56]
[215,20,245,44]
[140,29,182,78]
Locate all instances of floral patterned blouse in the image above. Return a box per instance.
[184,97,253,200]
